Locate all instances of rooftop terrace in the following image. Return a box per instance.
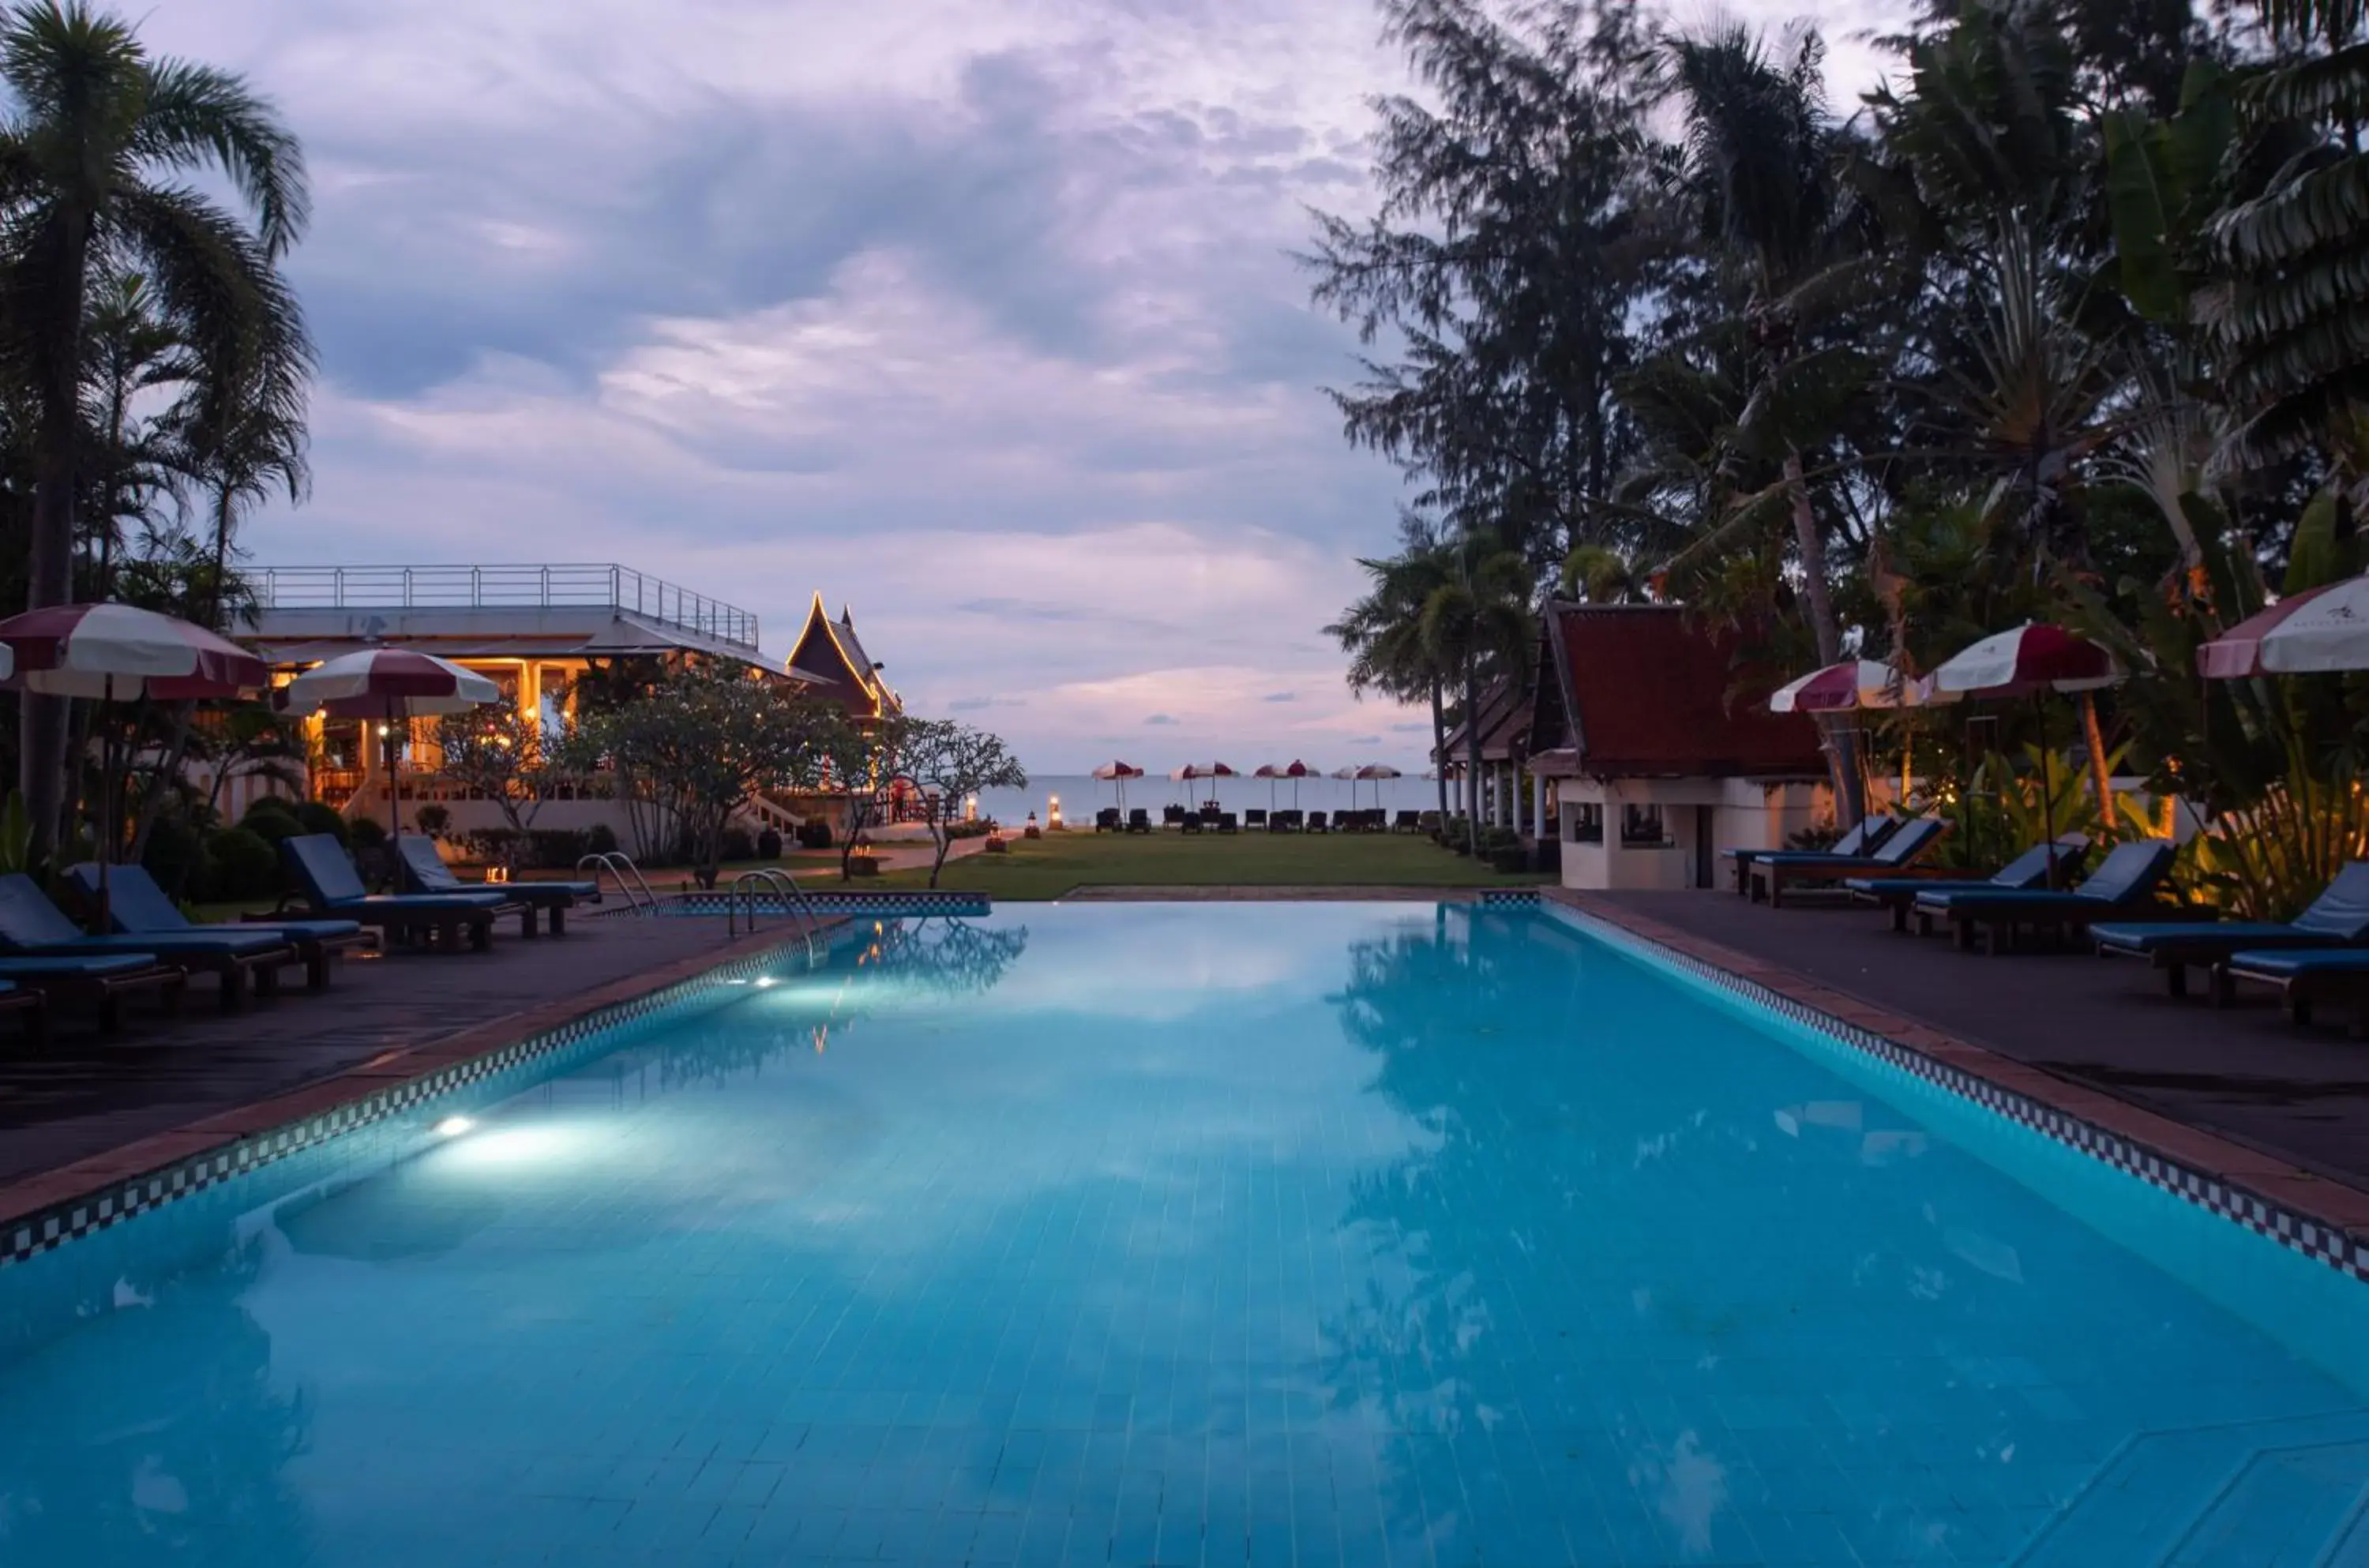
[250,563,761,653]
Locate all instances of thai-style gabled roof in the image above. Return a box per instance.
[1528,601,1825,778]
[1436,677,1530,765]
[788,593,899,716]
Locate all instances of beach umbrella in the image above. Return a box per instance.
[1355,763,1404,822]
[280,649,501,855]
[1933,624,2121,883]
[1252,763,1289,811]
[1169,762,1237,808]
[0,603,272,927]
[1768,658,1947,713]
[2198,575,2369,678]
[1090,759,1144,811]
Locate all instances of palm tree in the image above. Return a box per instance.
[1419,536,1535,857]
[1327,520,1458,823]
[1665,23,1870,825]
[0,0,309,857]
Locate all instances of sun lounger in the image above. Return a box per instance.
[1847,838,2089,932]
[1179,812,1203,835]
[1094,808,1121,833]
[65,862,368,992]
[1269,809,1300,832]
[2221,948,2369,1033]
[1308,811,1330,833]
[1393,810,1421,832]
[1245,808,1267,830]
[0,873,298,1010]
[1162,805,1186,827]
[1126,808,1151,833]
[2091,861,2369,1000]
[1913,841,2179,953]
[0,952,182,1034]
[281,834,504,952]
[1750,818,1943,907]
[396,837,586,936]
[0,979,41,1047]
[1726,816,1895,895]
[1218,812,1239,833]
[1419,810,1441,834]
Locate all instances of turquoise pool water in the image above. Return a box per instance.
[2,903,2365,1566]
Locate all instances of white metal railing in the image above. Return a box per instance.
[577,851,660,915]
[730,868,827,967]
[252,564,760,651]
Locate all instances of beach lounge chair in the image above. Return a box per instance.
[1269,809,1299,832]
[1750,818,1944,908]
[1394,810,1421,832]
[1218,812,1239,833]
[1179,812,1203,835]
[0,978,41,1048]
[1245,808,1267,830]
[281,835,504,951]
[1308,811,1330,834]
[2090,861,2369,999]
[1420,810,1441,834]
[1913,840,2180,953]
[0,952,182,1034]
[1725,816,1895,896]
[1094,807,1121,833]
[1126,808,1151,834]
[396,837,587,936]
[1163,805,1186,827]
[1846,838,2089,932]
[0,873,298,1010]
[2221,949,2369,1032]
[65,863,367,992]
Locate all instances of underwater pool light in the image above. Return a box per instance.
[434,1116,474,1138]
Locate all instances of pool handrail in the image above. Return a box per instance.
[576,852,659,916]
[728,868,826,966]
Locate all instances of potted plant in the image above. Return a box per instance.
[847,845,881,877]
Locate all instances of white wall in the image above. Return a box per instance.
[1558,777,1828,891]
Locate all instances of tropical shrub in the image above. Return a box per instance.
[238,801,302,845]
[414,804,451,836]
[2180,768,2369,921]
[755,827,783,860]
[720,827,756,863]
[201,827,280,899]
[586,823,619,856]
[348,817,388,849]
[295,801,348,843]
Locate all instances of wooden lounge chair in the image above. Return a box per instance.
[1218,812,1239,833]
[0,873,297,1010]
[1726,816,1895,896]
[2222,948,2369,1033]
[1750,818,1944,907]
[0,952,182,1034]
[1126,808,1151,833]
[66,862,368,992]
[1307,811,1330,834]
[1913,841,2179,953]
[1845,838,2089,932]
[399,838,588,936]
[1245,808,1267,830]
[1162,805,1186,827]
[1094,808,1121,833]
[0,979,42,1048]
[280,835,505,952]
[1269,809,1300,832]
[2091,861,2369,999]
[1394,810,1421,832]
[1179,812,1203,835]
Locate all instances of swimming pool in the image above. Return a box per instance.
[2,902,2364,1566]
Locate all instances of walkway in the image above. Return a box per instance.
[1572,889,2369,1200]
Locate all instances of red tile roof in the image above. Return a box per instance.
[1543,603,1826,778]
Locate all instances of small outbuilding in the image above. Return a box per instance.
[1526,602,1831,891]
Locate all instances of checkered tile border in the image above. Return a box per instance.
[1,934,830,1271]
[595,891,991,919]
[1477,889,1541,906]
[1542,903,2369,1285]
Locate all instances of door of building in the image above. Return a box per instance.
[1694,805,1716,888]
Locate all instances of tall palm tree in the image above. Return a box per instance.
[1666,24,1871,826]
[0,0,309,857]
[1420,536,1534,857]
[1327,521,1458,823]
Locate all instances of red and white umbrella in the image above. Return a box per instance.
[1090,759,1144,808]
[2198,575,2369,679]
[280,650,503,849]
[1254,760,1314,809]
[1769,658,1945,713]
[0,602,267,699]
[1932,623,2117,697]
[1170,761,1237,808]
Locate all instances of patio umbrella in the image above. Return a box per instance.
[280,649,501,855]
[1769,659,1950,808]
[0,602,272,927]
[1169,762,1237,808]
[1090,759,1144,811]
[2198,574,2369,678]
[1252,763,1287,811]
[1933,623,2120,885]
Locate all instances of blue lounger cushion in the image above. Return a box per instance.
[1915,842,2176,917]
[282,835,507,913]
[0,952,160,979]
[2093,861,2369,955]
[1756,816,1943,872]
[395,837,595,902]
[0,874,289,958]
[1847,839,2086,899]
[1725,816,1894,866]
[2224,948,2369,980]
[63,863,363,947]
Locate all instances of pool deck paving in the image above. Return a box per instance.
[1559,887,2369,1248]
[0,913,822,1227]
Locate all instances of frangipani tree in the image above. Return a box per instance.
[901,718,1027,887]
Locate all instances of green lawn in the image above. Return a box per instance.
[856,827,1545,900]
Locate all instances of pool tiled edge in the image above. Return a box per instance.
[1542,889,2369,1284]
[0,918,850,1270]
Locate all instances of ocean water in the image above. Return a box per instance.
[976,775,1448,827]
[2,903,2364,1567]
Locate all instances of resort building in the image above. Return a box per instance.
[1524,602,1830,891]
[227,563,894,842]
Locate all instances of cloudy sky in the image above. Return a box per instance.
[151,0,1900,772]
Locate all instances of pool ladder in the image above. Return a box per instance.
[576,852,661,916]
[729,868,828,966]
